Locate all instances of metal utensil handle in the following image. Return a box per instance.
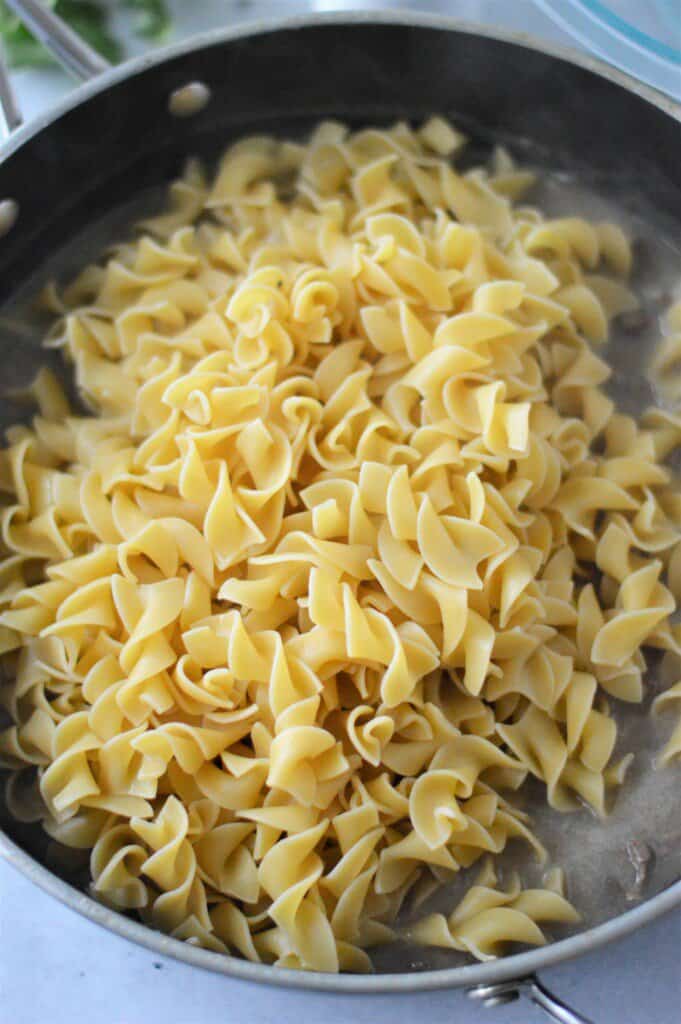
[0,0,110,141]
[5,0,110,80]
[0,46,22,140]
[468,975,595,1024]
[530,977,594,1024]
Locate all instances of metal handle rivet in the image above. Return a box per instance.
[168,81,212,118]
[0,199,19,237]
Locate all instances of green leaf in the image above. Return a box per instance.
[0,0,122,67]
[57,0,122,64]
[0,0,171,68]
[123,0,171,41]
[0,0,57,67]
[1,29,56,69]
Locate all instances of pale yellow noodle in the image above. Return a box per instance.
[0,118,679,973]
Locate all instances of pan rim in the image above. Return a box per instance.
[0,7,679,993]
[0,6,678,169]
[2,821,680,992]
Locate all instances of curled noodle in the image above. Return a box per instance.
[0,117,679,973]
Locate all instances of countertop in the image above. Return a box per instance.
[0,3,679,1023]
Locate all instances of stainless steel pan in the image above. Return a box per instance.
[0,5,679,1022]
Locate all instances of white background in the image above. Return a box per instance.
[1,3,679,1023]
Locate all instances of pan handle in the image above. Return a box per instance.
[468,974,594,1024]
[4,0,110,81]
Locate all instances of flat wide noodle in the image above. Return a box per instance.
[0,118,679,973]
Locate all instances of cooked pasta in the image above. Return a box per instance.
[0,118,679,973]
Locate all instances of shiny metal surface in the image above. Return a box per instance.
[0,48,22,139]
[468,976,594,1023]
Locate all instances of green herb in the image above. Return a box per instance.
[123,0,171,41]
[0,0,170,68]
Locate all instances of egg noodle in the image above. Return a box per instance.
[0,119,679,972]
